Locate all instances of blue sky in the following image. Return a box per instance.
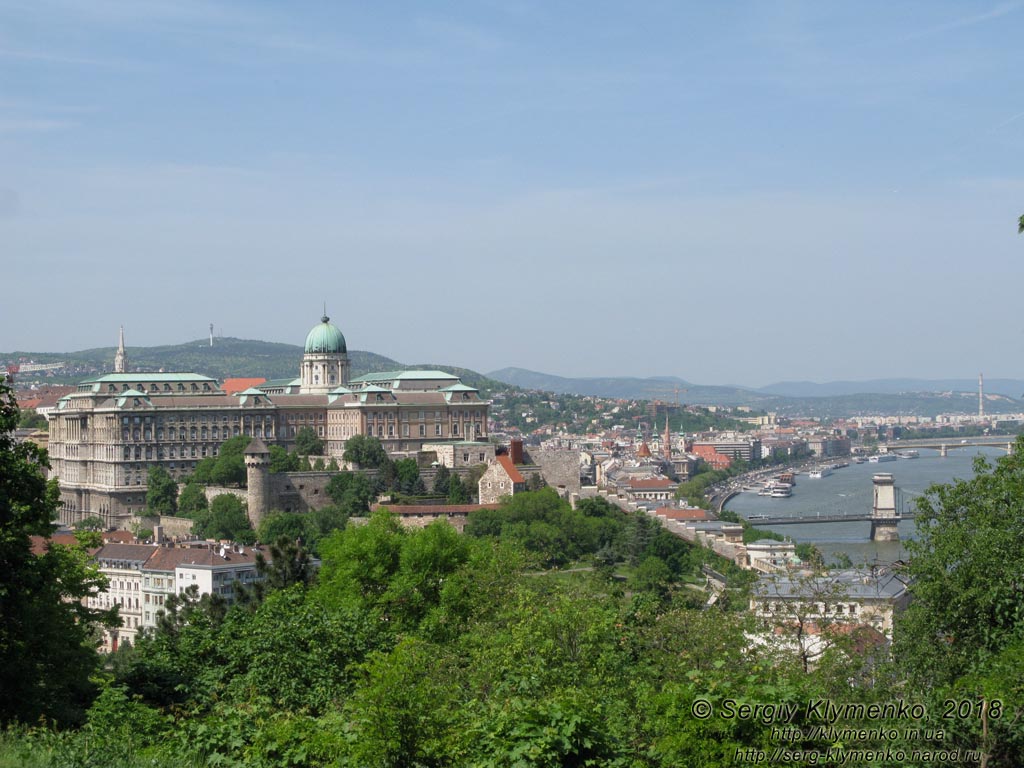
[2,1,1023,386]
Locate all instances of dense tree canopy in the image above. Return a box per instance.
[0,383,117,726]
[325,471,374,517]
[192,493,254,543]
[342,434,389,468]
[177,479,208,517]
[192,435,251,486]
[145,464,178,515]
[294,426,324,456]
[7,448,1024,765]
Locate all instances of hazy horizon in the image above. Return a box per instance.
[5,334,1022,393]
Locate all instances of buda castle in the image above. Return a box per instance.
[48,315,490,528]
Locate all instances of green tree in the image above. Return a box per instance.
[343,434,389,468]
[899,438,1024,689]
[17,410,47,430]
[268,444,300,473]
[794,542,824,570]
[295,426,324,456]
[257,511,308,546]
[447,473,469,504]
[1018,213,1023,234]
[325,471,374,517]
[145,464,178,515]
[238,536,317,606]
[632,555,673,598]
[0,383,117,725]
[75,514,107,531]
[193,493,253,542]
[432,463,451,495]
[316,510,405,612]
[193,435,250,487]
[177,479,208,517]
[394,457,425,495]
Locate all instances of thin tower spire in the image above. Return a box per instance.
[114,325,128,373]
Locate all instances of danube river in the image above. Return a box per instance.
[722,446,1008,564]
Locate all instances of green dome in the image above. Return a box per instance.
[304,315,347,354]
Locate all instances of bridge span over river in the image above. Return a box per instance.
[880,436,1016,457]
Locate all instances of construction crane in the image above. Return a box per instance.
[644,385,689,421]
[647,384,688,406]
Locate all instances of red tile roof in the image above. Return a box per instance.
[29,533,81,555]
[222,377,267,395]
[497,454,525,484]
[653,507,710,520]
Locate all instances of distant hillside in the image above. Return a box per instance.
[771,391,1022,420]
[487,367,778,406]
[487,367,1024,418]
[2,338,499,390]
[758,378,1024,399]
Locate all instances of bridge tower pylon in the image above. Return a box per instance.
[870,472,901,542]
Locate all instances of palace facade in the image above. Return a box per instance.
[48,315,490,527]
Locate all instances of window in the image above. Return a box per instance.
[419,425,425,437]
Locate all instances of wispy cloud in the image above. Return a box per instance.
[0,46,128,67]
[414,18,504,53]
[897,1,1022,42]
[0,117,73,134]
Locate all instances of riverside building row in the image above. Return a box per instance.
[48,315,490,528]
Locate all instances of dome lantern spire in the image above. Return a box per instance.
[300,310,348,393]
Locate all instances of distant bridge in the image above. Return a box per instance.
[880,436,1015,457]
[746,511,916,526]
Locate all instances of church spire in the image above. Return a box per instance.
[114,326,128,373]
[663,413,672,460]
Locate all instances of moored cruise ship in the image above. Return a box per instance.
[868,454,897,463]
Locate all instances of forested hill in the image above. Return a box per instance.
[487,367,774,406]
[2,338,499,390]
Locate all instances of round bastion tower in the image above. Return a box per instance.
[300,313,348,394]
[245,437,271,529]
